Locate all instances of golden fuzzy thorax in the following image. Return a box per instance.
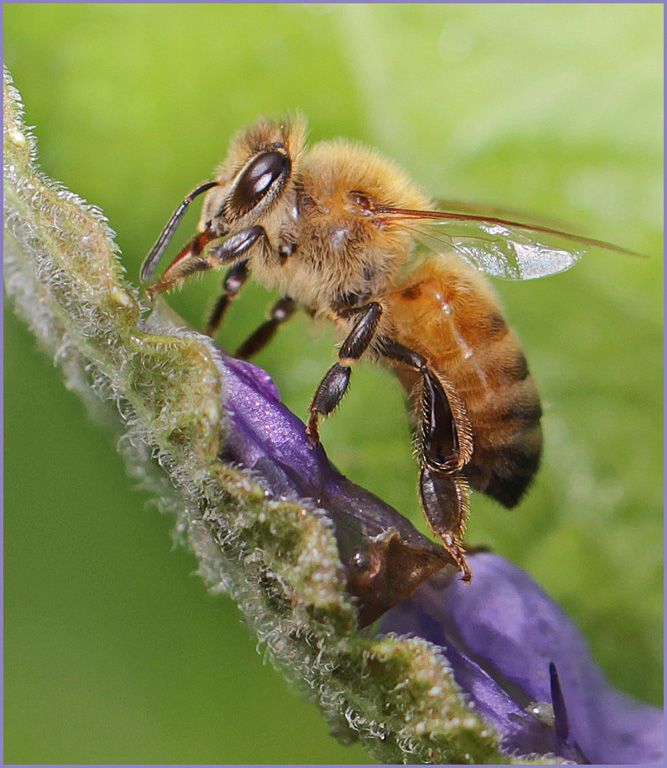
[281,140,433,310]
[200,117,433,313]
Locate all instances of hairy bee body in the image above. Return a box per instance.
[144,115,617,579]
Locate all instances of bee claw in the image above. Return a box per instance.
[458,560,473,583]
[419,466,472,579]
[440,532,472,582]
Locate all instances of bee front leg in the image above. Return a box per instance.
[306,302,383,444]
[146,226,266,298]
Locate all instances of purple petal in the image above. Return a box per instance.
[380,552,663,763]
[211,348,457,624]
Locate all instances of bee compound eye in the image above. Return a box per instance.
[230,150,291,216]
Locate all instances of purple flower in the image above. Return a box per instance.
[210,348,458,625]
[206,343,661,763]
[380,553,663,764]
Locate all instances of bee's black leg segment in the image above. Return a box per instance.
[338,301,383,360]
[205,260,250,338]
[205,225,267,266]
[379,337,474,580]
[307,363,351,442]
[420,368,461,472]
[420,466,471,581]
[235,296,296,359]
[379,338,472,473]
[306,302,383,443]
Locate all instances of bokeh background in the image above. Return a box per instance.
[4,3,663,764]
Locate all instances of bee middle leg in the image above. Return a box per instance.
[306,302,383,444]
[235,296,296,359]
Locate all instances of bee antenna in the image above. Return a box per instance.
[140,180,219,282]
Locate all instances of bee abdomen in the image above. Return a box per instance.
[386,258,544,507]
[464,363,543,507]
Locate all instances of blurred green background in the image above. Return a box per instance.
[4,3,663,764]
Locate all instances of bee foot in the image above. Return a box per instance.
[305,418,321,446]
[441,534,472,582]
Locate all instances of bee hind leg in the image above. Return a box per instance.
[380,338,474,579]
[420,465,472,581]
[380,339,473,473]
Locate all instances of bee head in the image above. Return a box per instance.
[200,115,307,236]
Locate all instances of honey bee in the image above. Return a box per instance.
[141,116,636,581]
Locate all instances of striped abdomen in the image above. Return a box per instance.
[385,258,543,507]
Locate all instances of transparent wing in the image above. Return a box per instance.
[435,197,573,230]
[374,205,642,280]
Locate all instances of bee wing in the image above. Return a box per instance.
[375,206,643,280]
[434,197,572,230]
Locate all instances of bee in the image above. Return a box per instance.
[141,116,636,581]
